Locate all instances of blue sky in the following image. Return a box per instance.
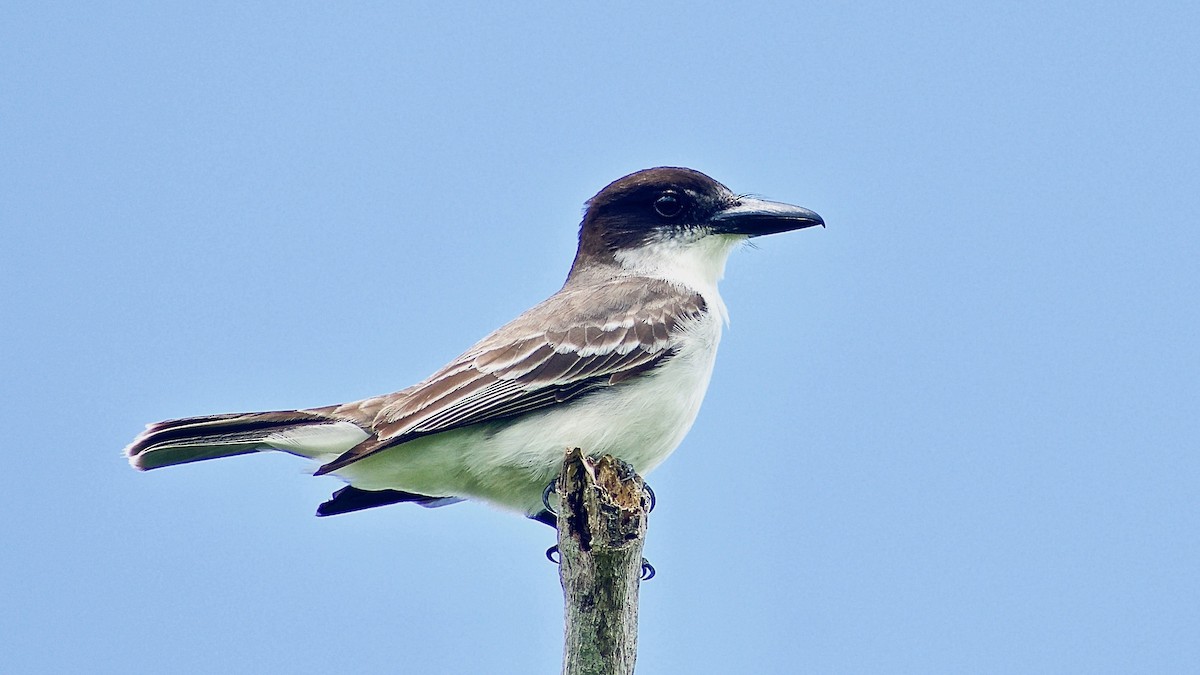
[3,1,1197,672]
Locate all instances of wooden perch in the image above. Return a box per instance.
[555,448,650,675]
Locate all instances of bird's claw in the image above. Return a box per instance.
[642,483,656,512]
[546,545,560,564]
[542,479,558,515]
[641,559,656,581]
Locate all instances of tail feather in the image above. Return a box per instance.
[125,410,354,471]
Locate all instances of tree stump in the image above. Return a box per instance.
[555,448,650,675]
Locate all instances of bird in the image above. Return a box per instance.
[125,167,823,526]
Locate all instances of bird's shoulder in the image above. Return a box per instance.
[474,274,708,353]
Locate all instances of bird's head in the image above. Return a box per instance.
[569,167,823,287]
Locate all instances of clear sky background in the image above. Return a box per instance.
[3,2,1197,673]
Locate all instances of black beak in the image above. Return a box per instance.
[710,197,824,237]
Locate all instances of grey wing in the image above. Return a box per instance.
[313,279,705,475]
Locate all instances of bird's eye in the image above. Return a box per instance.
[653,193,684,218]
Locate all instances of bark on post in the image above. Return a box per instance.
[555,448,649,675]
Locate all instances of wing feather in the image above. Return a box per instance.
[313,278,706,475]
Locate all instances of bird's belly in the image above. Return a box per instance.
[474,350,716,513]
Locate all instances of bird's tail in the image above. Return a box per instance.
[124,410,368,471]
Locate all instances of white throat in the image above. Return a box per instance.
[613,234,744,324]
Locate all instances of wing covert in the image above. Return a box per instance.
[313,278,705,475]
